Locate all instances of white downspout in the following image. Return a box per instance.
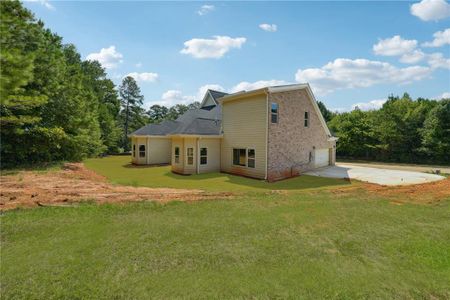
[196,137,200,174]
[265,91,269,180]
[146,137,150,165]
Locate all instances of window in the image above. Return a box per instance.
[247,149,255,168]
[233,149,246,166]
[139,145,145,158]
[304,111,309,127]
[187,147,194,165]
[132,145,135,157]
[174,147,180,164]
[271,103,278,123]
[309,151,313,162]
[200,148,207,165]
[233,148,255,168]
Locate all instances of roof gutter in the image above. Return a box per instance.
[128,134,169,138]
[219,88,268,103]
[167,134,223,138]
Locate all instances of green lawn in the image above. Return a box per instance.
[2,156,449,298]
[2,193,449,299]
[84,155,351,192]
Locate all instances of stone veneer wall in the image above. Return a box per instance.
[267,89,335,181]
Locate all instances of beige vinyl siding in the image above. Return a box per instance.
[148,138,171,164]
[198,138,221,173]
[171,137,184,173]
[221,94,267,179]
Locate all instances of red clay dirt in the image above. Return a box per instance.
[1,163,448,211]
[331,177,450,205]
[0,163,232,211]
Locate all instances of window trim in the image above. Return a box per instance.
[271,102,278,124]
[304,111,309,127]
[247,148,255,168]
[174,146,180,164]
[186,147,194,165]
[200,147,207,165]
[139,144,146,158]
[232,148,255,168]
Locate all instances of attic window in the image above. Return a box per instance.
[304,111,309,127]
[271,103,278,123]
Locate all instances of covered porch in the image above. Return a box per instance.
[170,135,222,175]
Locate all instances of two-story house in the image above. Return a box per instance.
[130,83,337,181]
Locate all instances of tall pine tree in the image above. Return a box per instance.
[119,76,145,150]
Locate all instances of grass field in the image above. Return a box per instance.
[2,156,450,299]
[2,193,449,299]
[84,156,351,192]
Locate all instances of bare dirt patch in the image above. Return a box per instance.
[0,163,232,211]
[331,177,450,204]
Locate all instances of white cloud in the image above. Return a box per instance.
[259,24,278,32]
[126,72,159,82]
[410,0,450,21]
[427,52,450,69]
[373,35,418,56]
[26,0,54,10]
[197,5,215,16]
[422,28,450,47]
[151,84,224,107]
[330,99,387,113]
[399,50,426,63]
[152,90,196,107]
[351,99,387,111]
[86,46,123,69]
[230,80,290,93]
[135,62,142,68]
[330,107,349,113]
[438,92,450,99]
[295,58,432,95]
[180,36,246,59]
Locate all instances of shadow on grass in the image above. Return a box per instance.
[122,163,170,168]
[86,156,351,192]
[161,169,350,191]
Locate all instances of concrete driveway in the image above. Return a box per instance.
[305,163,445,186]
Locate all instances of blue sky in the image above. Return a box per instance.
[24,0,450,111]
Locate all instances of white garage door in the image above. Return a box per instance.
[314,149,329,168]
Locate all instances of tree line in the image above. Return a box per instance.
[2,1,448,167]
[0,1,199,167]
[318,93,449,165]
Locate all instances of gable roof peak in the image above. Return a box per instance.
[200,89,229,108]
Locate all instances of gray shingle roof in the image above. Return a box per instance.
[209,90,228,102]
[131,120,179,136]
[130,105,222,136]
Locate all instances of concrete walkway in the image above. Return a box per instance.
[337,162,450,174]
[305,164,446,186]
